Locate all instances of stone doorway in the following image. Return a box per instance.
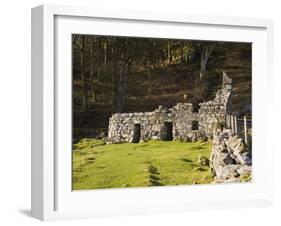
[192,120,199,130]
[132,124,141,143]
[160,122,173,141]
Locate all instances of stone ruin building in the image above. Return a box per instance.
[107,72,232,144]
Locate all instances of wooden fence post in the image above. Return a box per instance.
[234,116,237,134]
[229,115,231,131]
[231,115,234,133]
[227,115,230,128]
[244,116,248,144]
[226,114,228,127]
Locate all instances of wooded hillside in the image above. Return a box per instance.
[72,35,251,138]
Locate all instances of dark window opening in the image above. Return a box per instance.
[132,124,141,143]
[192,121,199,130]
[192,102,200,113]
[160,122,173,141]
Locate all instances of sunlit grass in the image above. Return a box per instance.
[72,139,213,190]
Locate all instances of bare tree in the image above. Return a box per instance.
[116,38,131,112]
[104,40,107,66]
[167,40,171,64]
[90,36,97,102]
[111,37,118,110]
[79,36,88,111]
[199,43,215,80]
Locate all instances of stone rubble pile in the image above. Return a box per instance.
[210,128,252,183]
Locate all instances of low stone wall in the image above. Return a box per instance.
[210,128,252,183]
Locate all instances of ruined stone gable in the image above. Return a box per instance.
[107,72,232,144]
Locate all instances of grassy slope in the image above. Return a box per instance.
[73,139,213,190]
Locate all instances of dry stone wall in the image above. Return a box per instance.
[107,72,232,144]
[210,128,252,183]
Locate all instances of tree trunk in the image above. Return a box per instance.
[167,40,170,64]
[115,39,130,112]
[117,65,124,112]
[80,36,88,112]
[180,42,184,64]
[144,58,153,97]
[90,36,97,102]
[111,38,118,109]
[104,41,107,66]
[199,44,215,80]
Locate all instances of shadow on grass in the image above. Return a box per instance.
[86,157,95,161]
[149,174,160,181]
[190,146,204,151]
[148,164,163,186]
[148,165,159,174]
[149,179,163,186]
[194,166,207,171]
[180,158,193,163]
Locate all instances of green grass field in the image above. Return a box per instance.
[73,139,213,190]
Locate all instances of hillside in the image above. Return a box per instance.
[72,36,251,138]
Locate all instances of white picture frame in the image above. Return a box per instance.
[31,4,274,221]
